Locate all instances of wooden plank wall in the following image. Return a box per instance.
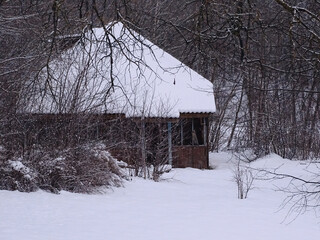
[173,145,208,169]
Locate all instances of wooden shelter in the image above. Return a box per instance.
[12,112,212,169]
[21,21,216,169]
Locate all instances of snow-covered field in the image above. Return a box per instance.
[1,153,319,240]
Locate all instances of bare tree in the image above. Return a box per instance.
[255,161,320,217]
[232,154,256,199]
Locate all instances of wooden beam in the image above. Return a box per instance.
[203,117,207,146]
[180,113,212,119]
[168,122,173,165]
[180,120,184,145]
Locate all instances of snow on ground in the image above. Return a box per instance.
[1,153,319,240]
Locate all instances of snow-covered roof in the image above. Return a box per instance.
[27,22,215,118]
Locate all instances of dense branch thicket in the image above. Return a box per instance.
[0,0,134,191]
[123,0,320,159]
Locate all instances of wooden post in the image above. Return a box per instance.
[192,118,194,145]
[168,122,173,165]
[141,117,147,179]
[180,120,183,145]
[192,118,194,131]
[203,118,207,146]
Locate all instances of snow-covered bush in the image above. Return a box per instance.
[0,158,38,192]
[0,143,127,194]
